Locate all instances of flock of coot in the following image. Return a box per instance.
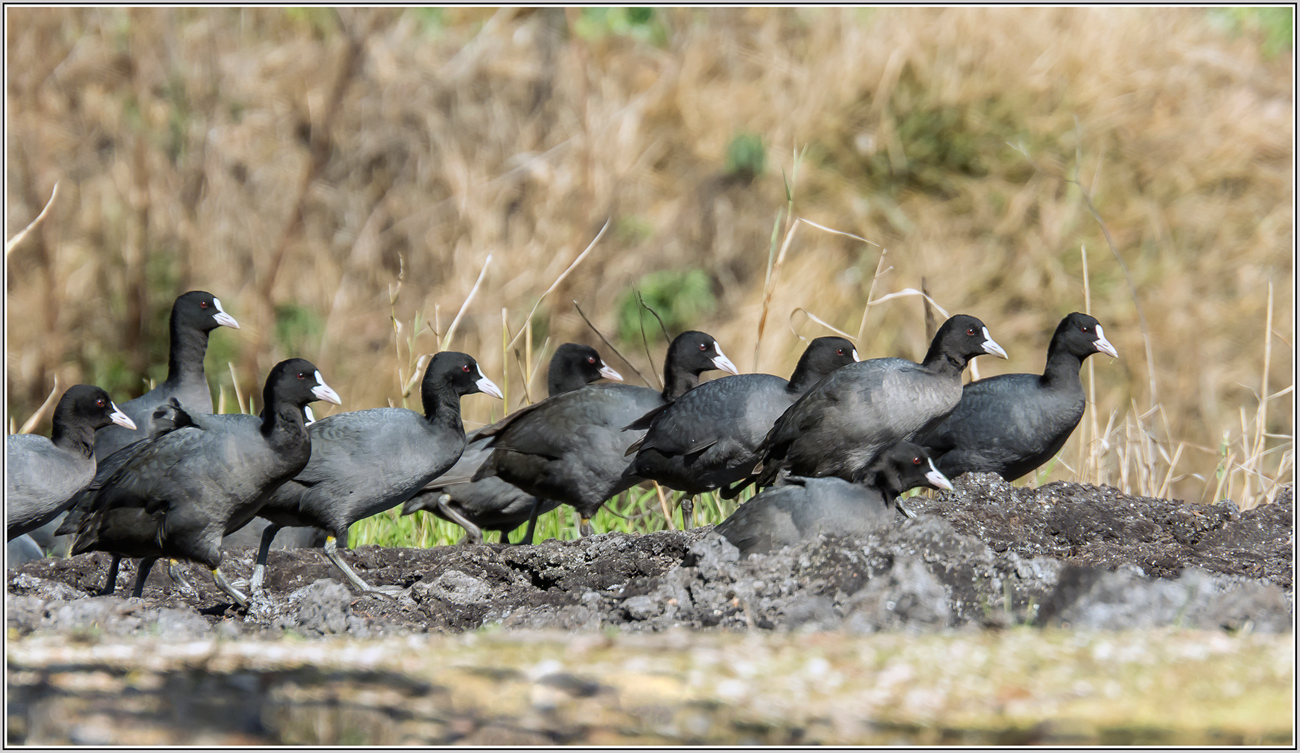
[6,290,1116,607]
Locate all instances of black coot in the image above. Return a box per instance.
[94,290,240,460]
[400,343,622,545]
[67,359,340,607]
[713,441,953,556]
[58,398,197,596]
[624,336,860,523]
[249,351,501,594]
[754,314,1007,486]
[7,384,136,540]
[920,312,1117,481]
[473,331,738,536]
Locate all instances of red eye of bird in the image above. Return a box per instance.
[699,343,708,351]
[913,456,923,465]
[297,372,306,379]
[97,399,106,407]
[462,364,471,373]
[200,301,208,308]
[1081,325,1091,333]
[966,327,976,336]
[588,356,596,364]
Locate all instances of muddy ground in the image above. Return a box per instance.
[7,474,1293,638]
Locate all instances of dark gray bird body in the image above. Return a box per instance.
[67,359,339,606]
[755,315,1007,486]
[473,331,738,534]
[401,343,621,544]
[57,399,197,596]
[249,351,501,593]
[625,337,859,497]
[405,435,565,541]
[94,290,239,460]
[474,383,666,522]
[713,442,952,556]
[7,385,135,540]
[920,313,1117,481]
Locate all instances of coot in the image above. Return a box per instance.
[57,399,196,596]
[249,351,501,594]
[754,314,1007,486]
[624,336,860,524]
[7,384,136,540]
[919,312,1117,481]
[67,359,340,607]
[94,290,239,460]
[713,441,953,556]
[400,343,622,545]
[473,331,737,536]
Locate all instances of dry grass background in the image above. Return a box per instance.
[6,7,1293,512]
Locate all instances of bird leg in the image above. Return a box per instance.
[578,516,594,538]
[167,559,200,598]
[680,494,697,529]
[895,499,918,519]
[517,497,545,545]
[210,566,249,609]
[323,535,404,597]
[247,521,284,594]
[433,496,484,546]
[129,556,159,598]
[97,554,124,596]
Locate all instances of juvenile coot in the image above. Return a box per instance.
[248,351,501,594]
[94,290,240,460]
[7,384,136,540]
[473,331,738,536]
[400,343,622,545]
[624,336,860,524]
[919,312,1117,481]
[713,441,953,556]
[67,359,340,607]
[754,314,1007,486]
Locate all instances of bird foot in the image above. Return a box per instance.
[356,584,407,600]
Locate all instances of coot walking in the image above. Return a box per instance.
[625,336,859,523]
[919,312,1117,481]
[754,314,1006,486]
[400,343,622,545]
[7,385,136,540]
[248,351,500,594]
[473,331,737,536]
[67,359,340,607]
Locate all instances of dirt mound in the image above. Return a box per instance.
[7,476,1292,638]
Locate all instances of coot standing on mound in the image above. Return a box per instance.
[248,351,501,595]
[713,441,953,556]
[67,359,340,608]
[94,290,240,460]
[7,385,136,540]
[473,331,738,536]
[754,314,1007,487]
[919,312,1117,481]
[624,336,860,524]
[400,343,622,545]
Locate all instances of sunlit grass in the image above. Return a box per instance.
[351,485,756,549]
